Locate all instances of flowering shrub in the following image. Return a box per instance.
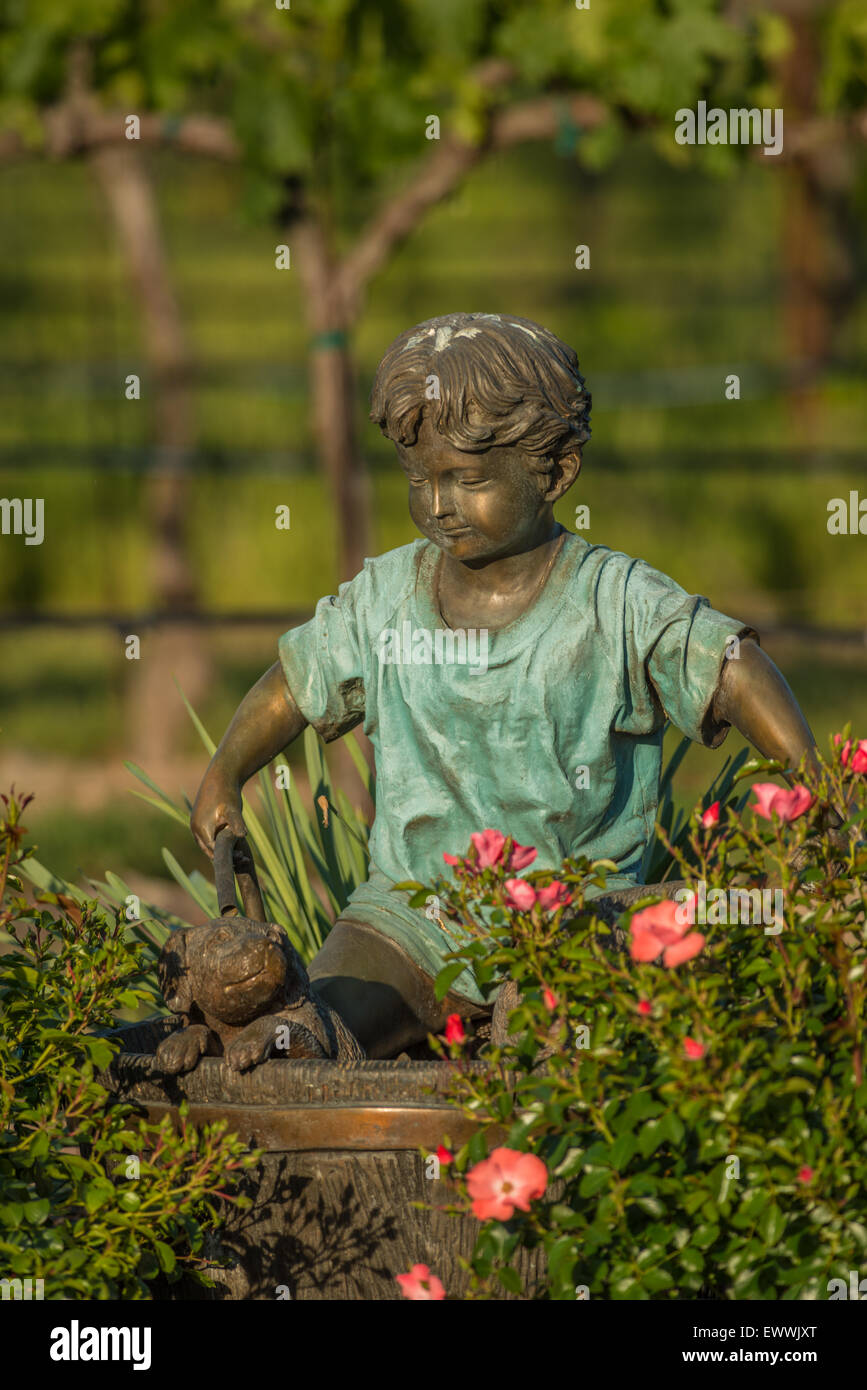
[0,789,258,1298]
[402,737,867,1299]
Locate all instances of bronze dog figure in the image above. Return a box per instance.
[154,917,365,1074]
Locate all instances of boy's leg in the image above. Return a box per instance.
[308,919,489,1059]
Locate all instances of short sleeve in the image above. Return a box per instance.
[624,560,759,748]
[277,579,366,743]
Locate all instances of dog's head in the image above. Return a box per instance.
[158,918,311,1026]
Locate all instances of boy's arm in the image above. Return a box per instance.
[711,639,819,781]
[709,637,858,830]
[712,639,856,845]
[191,661,306,856]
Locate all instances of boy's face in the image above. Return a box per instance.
[396,415,568,563]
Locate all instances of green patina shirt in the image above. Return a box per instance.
[278,528,754,1002]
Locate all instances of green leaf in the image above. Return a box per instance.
[124,760,186,807]
[80,1036,115,1069]
[161,848,217,919]
[22,1197,50,1224]
[578,1169,610,1198]
[127,789,191,828]
[83,1178,115,1214]
[154,1240,177,1274]
[553,1147,585,1180]
[641,1266,674,1292]
[693,1224,720,1249]
[467,1129,488,1166]
[18,858,89,903]
[680,1246,704,1274]
[176,684,217,756]
[137,1250,159,1281]
[661,1111,685,1146]
[433,961,469,1001]
[496,1265,523,1294]
[27,1132,50,1162]
[759,1204,785,1246]
[344,729,375,802]
[638,1118,667,1158]
[609,1134,637,1170]
[546,1235,579,1290]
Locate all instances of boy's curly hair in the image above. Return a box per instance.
[370,312,591,468]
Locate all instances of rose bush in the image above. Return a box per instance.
[399,736,867,1300]
[0,789,258,1298]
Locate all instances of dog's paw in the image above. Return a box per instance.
[154,1024,210,1075]
[224,1018,277,1072]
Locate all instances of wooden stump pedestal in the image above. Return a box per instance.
[108,1018,542,1300]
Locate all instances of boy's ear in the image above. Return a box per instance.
[545,449,581,501]
[158,929,194,1015]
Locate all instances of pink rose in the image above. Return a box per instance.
[663,934,706,968]
[396,1264,446,1300]
[505,878,537,911]
[851,741,867,775]
[751,782,814,823]
[700,801,720,829]
[542,986,558,1011]
[436,1144,453,1166]
[797,1165,814,1185]
[466,1147,548,1221]
[443,851,461,867]
[684,1037,705,1060]
[537,880,572,912]
[637,999,652,1017]
[834,733,852,765]
[508,840,538,871]
[629,899,705,969]
[470,829,507,869]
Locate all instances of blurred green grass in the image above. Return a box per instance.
[24,799,193,887]
[2,143,865,622]
[2,142,866,454]
[1,466,863,625]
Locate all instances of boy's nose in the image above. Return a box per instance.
[431,483,453,517]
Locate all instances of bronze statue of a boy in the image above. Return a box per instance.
[191,312,819,1058]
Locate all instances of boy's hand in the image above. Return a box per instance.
[191,764,247,859]
[188,661,305,858]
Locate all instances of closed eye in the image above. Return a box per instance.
[405,472,489,487]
